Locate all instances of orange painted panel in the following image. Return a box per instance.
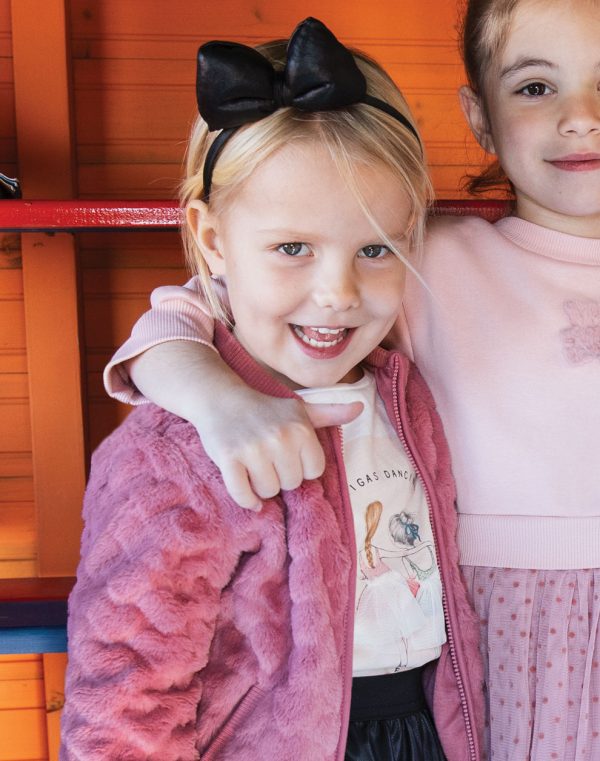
[0,672,44,709]
[0,452,32,478]
[0,655,47,761]
[0,503,36,560]
[0,474,32,502]
[0,299,26,348]
[0,401,31,451]
[21,234,85,576]
[0,0,16,177]
[43,652,67,761]
[0,708,47,760]
[88,401,131,452]
[0,234,30,542]
[0,655,43,680]
[78,230,184,450]
[69,0,460,41]
[70,0,483,199]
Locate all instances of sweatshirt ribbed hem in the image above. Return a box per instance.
[458,514,600,570]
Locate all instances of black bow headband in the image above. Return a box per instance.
[197,17,421,200]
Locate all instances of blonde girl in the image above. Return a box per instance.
[61,18,482,761]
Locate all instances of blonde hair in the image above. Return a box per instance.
[364,501,383,569]
[180,40,432,322]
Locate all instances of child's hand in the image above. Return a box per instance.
[195,390,363,509]
[125,341,362,508]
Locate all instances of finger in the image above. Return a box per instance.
[220,460,262,510]
[246,459,282,501]
[273,453,305,492]
[299,431,326,481]
[304,401,364,428]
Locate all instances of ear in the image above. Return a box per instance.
[187,200,227,276]
[459,86,495,155]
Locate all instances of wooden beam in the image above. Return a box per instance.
[11,0,85,576]
[43,651,68,761]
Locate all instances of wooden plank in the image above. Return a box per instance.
[0,559,36,577]
[42,652,67,761]
[21,234,85,576]
[0,707,47,760]
[0,675,44,709]
[0,503,36,561]
[0,577,73,602]
[11,1,75,198]
[66,0,482,201]
[0,453,32,479]
[69,0,461,42]
[0,372,27,399]
[0,401,31,451]
[0,476,32,502]
[0,350,27,374]
[0,654,43,679]
[0,299,26,348]
[0,651,48,760]
[11,1,85,577]
[88,402,130,453]
[8,4,82,579]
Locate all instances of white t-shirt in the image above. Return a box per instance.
[298,370,446,677]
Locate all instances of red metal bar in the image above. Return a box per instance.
[0,200,184,231]
[433,199,511,222]
[0,199,510,232]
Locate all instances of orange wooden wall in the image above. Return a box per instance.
[0,0,486,580]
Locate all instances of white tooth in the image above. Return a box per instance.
[293,325,345,348]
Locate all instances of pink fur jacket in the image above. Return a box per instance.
[60,324,484,761]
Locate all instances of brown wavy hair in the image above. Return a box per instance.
[460,0,519,198]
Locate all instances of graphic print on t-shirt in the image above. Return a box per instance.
[355,499,444,673]
[298,371,446,676]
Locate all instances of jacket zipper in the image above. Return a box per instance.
[330,425,357,761]
[390,356,477,761]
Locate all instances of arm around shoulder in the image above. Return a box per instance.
[103,276,218,405]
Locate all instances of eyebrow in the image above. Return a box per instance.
[500,57,557,79]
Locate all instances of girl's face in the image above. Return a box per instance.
[468,0,600,237]
[192,141,411,390]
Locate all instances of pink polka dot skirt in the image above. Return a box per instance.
[462,566,600,761]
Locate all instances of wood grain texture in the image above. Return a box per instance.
[69,0,487,199]
[12,0,86,578]
[0,654,48,760]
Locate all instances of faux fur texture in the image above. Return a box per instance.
[60,328,483,761]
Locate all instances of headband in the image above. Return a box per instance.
[197,17,421,200]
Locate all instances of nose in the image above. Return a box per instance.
[312,259,361,312]
[558,92,600,137]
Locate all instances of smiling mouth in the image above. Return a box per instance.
[549,155,600,172]
[292,325,349,348]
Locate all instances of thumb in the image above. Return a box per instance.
[304,401,364,429]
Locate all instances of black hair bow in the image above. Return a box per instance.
[196,17,367,131]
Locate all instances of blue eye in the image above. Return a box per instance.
[278,242,309,256]
[359,244,390,259]
[517,82,552,97]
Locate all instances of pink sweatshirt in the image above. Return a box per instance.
[105,215,600,570]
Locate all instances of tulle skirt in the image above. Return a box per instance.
[462,565,600,761]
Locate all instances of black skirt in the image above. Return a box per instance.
[345,668,447,761]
